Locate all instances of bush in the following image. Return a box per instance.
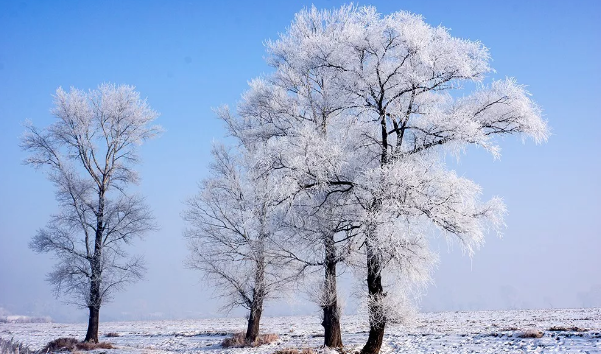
[222,332,280,348]
[0,338,37,354]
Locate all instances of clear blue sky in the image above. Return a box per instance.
[1,0,600,322]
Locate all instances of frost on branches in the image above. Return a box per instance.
[222,4,548,354]
[183,145,296,344]
[21,84,161,343]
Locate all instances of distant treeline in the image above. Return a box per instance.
[0,315,51,324]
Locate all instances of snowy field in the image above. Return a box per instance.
[1,308,600,353]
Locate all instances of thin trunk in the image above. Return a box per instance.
[361,242,386,354]
[85,188,104,343]
[322,233,343,348]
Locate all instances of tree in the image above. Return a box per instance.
[183,145,294,344]
[224,5,548,354]
[21,84,160,343]
[220,17,361,345]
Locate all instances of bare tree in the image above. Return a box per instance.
[21,84,160,343]
[183,145,294,344]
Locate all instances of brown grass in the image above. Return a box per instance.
[222,332,280,348]
[40,337,114,352]
[273,349,315,354]
[75,342,114,350]
[104,332,120,337]
[548,326,587,332]
[516,329,544,338]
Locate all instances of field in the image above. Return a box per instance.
[1,308,600,353]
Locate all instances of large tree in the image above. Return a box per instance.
[22,84,160,343]
[225,5,548,354]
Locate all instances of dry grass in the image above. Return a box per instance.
[516,329,544,338]
[104,332,121,337]
[0,338,37,354]
[548,326,587,332]
[75,341,114,350]
[41,337,80,352]
[40,337,114,352]
[222,332,280,348]
[273,349,315,354]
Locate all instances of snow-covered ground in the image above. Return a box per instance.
[1,308,600,353]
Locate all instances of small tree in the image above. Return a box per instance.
[22,84,160,343]
[183,145,293,344]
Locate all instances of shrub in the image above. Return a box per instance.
[222,332,280,348]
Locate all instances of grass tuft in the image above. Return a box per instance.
[516,329,544,338]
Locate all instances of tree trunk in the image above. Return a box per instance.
[361,242,386,354]
[245,300,263,344]
[322,233,343,348]
[246,252,266,344]
[84,305,100,343]
[85,188,104,343]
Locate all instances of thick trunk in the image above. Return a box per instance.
[84,305,100,343]
[361,242,386,354]
[245,298,264,344]
[322,233,343,348]
[322,300,343,348]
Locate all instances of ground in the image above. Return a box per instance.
[1,308,600,353]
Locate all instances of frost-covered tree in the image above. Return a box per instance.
[183,145,294,344]
[224,5,548,354]
[219,15,360,346]
[21,84,160,343]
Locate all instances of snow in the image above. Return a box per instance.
[1,308,599,353]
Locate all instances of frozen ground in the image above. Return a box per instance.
[1,308,600,353]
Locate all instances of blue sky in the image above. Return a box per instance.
[0,0,600,322]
